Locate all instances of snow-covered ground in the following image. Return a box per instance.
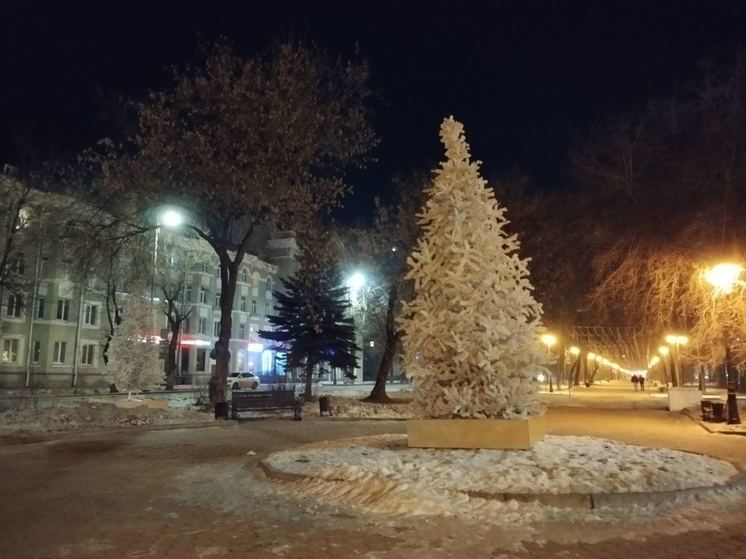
[0,400,211,434]
[306,396,413,419]
[265,434,737,497]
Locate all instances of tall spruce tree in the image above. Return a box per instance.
[399,117,549,419]
[260,267,358,401]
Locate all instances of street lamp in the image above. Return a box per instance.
[705,262,743,424]
[151,208,184,302]
[664,334,688,387]
[346,271,366,303]
[345,271,367,383]
[540,334,556,393]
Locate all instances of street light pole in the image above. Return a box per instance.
[540,334,557,393]
[723,328,741,424]
[704,262,744,425]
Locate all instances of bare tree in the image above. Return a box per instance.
[97,41,376,415]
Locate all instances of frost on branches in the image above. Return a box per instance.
[399,117,549,420]
[107,292,164,399]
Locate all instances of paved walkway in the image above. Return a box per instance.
[1,408,746,558]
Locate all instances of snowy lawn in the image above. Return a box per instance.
[265,434,737,496]
[304,396,413,419]
[0,400,212,433]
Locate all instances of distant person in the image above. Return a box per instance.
[631,375,639,391]
[639,376,645,391]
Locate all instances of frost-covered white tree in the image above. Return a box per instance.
[107,291,164,399]
[399,117,549,419]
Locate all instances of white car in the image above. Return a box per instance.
[228,372,260,390]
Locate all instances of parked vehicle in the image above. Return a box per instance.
[227,371,260,390]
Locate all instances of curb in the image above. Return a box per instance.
[258,458,746,511]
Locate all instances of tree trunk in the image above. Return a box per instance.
[165,320,179,390]
[211,257,238,418]
[363,334,400,403]
[363,283,399,404]
[304,360,315,402]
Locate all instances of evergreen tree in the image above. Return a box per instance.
[399,117,549,420]
[107,291,164,399]
[260,267,358,401]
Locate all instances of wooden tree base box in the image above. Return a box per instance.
[407,415,546,450]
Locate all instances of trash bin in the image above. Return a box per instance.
[319,396,331,416]
[712,402,726,423]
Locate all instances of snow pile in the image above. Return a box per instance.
[304,397,413,419]
[0,400,211,433]
[266,434,737,496]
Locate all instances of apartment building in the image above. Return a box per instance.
[0,181,295,389]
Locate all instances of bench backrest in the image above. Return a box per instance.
[232,390,297,408]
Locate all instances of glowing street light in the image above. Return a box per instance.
[705,263,744,294]
[704,262,742,424]
[587,352,596,361]
[346,271,366,303]
[658,346,669,356]
[159,208,184,228]
[568,346,580,356]
[151,208,185,302]
[664,334,688,387]
[540,333,557,393]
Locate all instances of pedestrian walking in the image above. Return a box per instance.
[631,374,639,391]
[639,376,645,391]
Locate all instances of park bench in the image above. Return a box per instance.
[701,400,725,423]
[231,389,302,421]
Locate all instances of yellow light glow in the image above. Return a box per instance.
[611,363,620,371]
[649,355,660,366]
[540,334,557,348]
[569,346,580,356]
[705,263,744,294]
[587,352,596,361]
[601,358,610,366]
[665,334,689,346]
[658,346,669,356]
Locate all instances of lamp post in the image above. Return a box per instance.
[540,334,557,393]
[705,263,743,424]
[345,271,367,383]
[657,346,671,387]
[664,334,688,387]
[151,208,184,302]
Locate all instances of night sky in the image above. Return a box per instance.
[2,1,746,220]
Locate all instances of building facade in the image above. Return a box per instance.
[0,182,295,389]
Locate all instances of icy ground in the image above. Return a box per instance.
[0,400,211,433]
[266,434,737,495]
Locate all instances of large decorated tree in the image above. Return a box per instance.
[399,117,549,420]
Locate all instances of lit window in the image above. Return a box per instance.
[2,338,19,362]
